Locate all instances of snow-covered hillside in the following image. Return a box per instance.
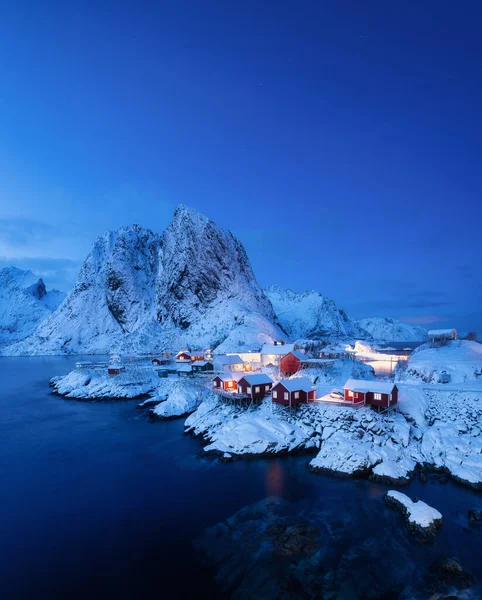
[4,206,282,355]
[400,340,482,385]
[264,286,364,340]
[0,267,65,345]
[356,317,426,343]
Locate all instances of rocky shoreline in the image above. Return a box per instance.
[50,365,482,489]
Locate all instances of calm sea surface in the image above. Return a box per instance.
[1,356,481,599]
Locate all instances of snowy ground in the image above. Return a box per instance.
[400,340,482,385]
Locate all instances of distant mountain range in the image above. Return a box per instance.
[0,206,427,355]
[356,317,427,343]
[0,267,66,344]
[264,285,366,340]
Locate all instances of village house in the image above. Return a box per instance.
[271,377,317,407]
[212,373,242,391]
[191,360,214,374]
[226,351,261,371]
[213,354,245,372]
[260,342,295,366]
[280,351,308,376]
[343,379,398,410]
[152,357,169,366]
[176,350,205,363]
[107,365,125,376]
[177,363,193,377]
[236,374,273,400]
[428,329,457,344]
[319,344,351,360]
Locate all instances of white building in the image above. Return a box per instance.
[260,343,294,366]
[213,354,245,372]
[428,329,457,342]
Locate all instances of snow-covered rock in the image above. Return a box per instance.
[385,490,442,535]
[264,285,364,340]
[5,206,283,355]
[371,458,415,485]
[0,267,65,345]
[150,379,207,419]
[402,340,482,385]
[185,397,315,457]
[50,365,157,399]
[397,387,430,427]
[310,435,382,477]
[356,317,426,343]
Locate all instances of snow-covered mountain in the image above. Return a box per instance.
[264,286,365,340]
[0,267,66,345]
[5,206,282,355]
[356,317,426,343]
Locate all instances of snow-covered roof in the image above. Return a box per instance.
[191,360,211,367]
[213,373,243,382]
[428,329,456,337]
[177,364,192,372]
[275,377,315,393]
[289,350,308,361]
[239,374,273,385]
[177,351,191,357]
[213,354,244,365]
[261,343,295,356]
[343,379,396,394]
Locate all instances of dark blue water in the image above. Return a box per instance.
[1,357,482,599]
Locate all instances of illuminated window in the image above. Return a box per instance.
[348,390,353,398]
[265,385,270,391]
[374,393,382,400]
[284,392,289,400]
[272,391,277,398]
[227,381,233,388]
[247,387,251,394]
[255,386,260,393]
[294,391,299,399]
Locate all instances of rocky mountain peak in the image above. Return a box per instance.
[26,278,47,300]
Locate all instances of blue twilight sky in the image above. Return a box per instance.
[0,1,481,331]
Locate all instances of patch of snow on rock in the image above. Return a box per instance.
[385,490,442,535]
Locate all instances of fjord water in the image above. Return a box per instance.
[1,357,482,599]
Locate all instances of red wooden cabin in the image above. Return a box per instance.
[177,350,205,362]
[343,379,398,409]
[271,377,316,407]
[108,366,125,376]
[152,358,169,366]
[237,374,273,400]
[213,374,241,391]
[280,351,307,376]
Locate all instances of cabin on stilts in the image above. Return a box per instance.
[236,374,273,401]
[343,379,398,411]
[271,377,316,409]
